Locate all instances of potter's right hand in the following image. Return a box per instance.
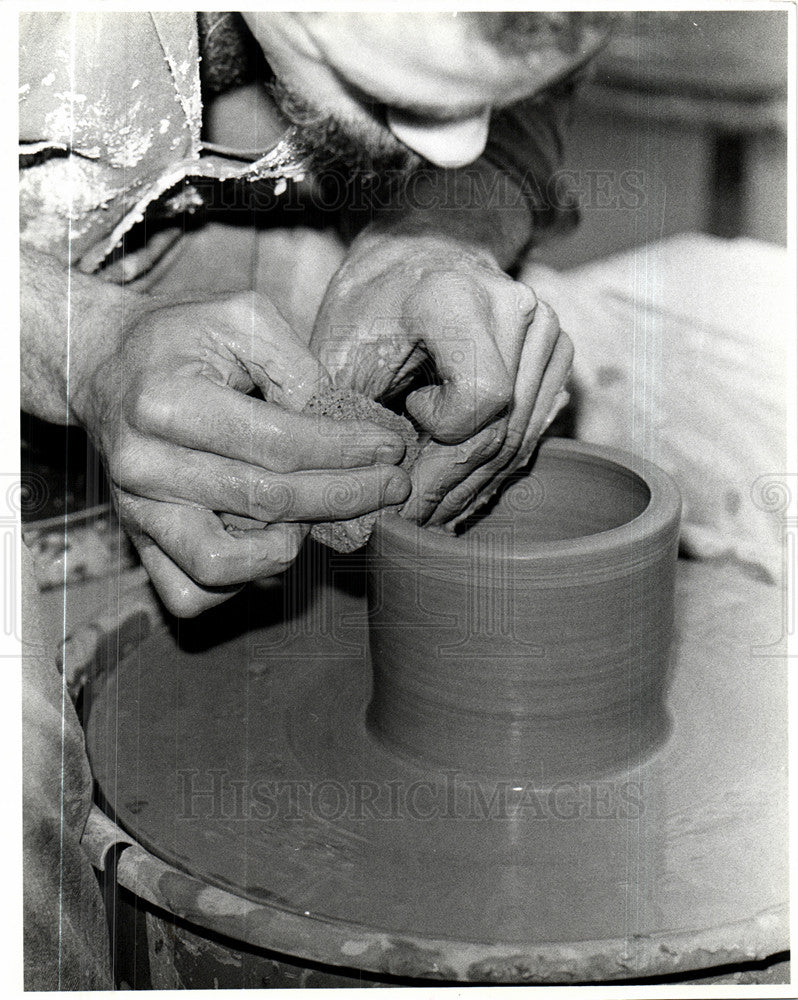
[69,291,410,617]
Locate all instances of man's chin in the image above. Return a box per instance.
[307,132,420,181]
[301,131,421,182]
[269,78,420,180]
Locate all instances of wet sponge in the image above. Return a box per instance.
[304,388,421,553]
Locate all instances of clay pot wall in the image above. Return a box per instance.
[366,438,682,782]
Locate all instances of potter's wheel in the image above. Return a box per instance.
[85,543,787,982]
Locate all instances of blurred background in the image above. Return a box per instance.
[535,9,789,269]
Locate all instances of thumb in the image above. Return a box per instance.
[228,292,330,412]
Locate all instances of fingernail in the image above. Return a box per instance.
[385,471,411,504]
[375,439,406,465]
[472,420,507,459]
[542,390,570,431]
[489,418,509,446]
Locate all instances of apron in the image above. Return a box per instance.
[19,11,307,280]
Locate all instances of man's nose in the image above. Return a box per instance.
[386,107,491,169]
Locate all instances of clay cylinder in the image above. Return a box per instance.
[365,438,681,782]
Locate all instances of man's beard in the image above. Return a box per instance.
[268,78,420,181]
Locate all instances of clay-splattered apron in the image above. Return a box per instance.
[19,11,306,280]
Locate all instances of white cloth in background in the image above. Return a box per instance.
[522,233,789,584]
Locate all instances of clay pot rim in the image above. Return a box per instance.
[380,437,682,564]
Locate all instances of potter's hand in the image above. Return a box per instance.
[408,299,572,527]
[70,291,410,616]
[310,232,572,524]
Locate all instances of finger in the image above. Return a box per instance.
[314,330,423,401]
[541,388,571,436]
[490,278,538,384]
[120,495,305,588]
[503,300,564,451]
[223,517,310,563]
[428,341,573,529]
[132,378,407,472]
[134,538,243,618]
[122,442,412,522]
[518,327,574,447]
[430,384,572,531]
[405,275,513,443]
[400,419,507,525]
[222,291,330,410]
[423,304,564,528]
[424,446,514,527]
[477,302,567,476]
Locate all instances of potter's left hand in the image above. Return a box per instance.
[311,231,573,525]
